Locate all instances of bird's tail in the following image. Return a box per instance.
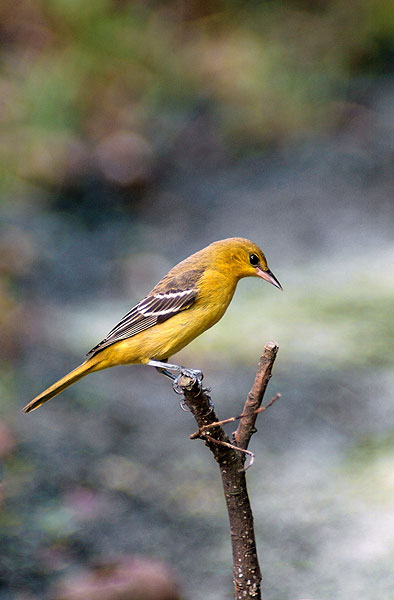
[22,358,101,414]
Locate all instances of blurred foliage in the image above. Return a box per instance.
[0,0,393,196]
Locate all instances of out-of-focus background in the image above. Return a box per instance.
[1,1,394,599]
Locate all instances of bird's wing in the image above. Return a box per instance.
[86,287,197,357]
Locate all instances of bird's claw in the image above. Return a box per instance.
[203,388,215,414]
[172,368,203,395]
[179,400,191,411]
[172,369,213,415]
[172,380,184,395]
[183,367,204,383]
[178,386,214,414]
[172,376,203,395]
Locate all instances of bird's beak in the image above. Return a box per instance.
[256,267,283,290]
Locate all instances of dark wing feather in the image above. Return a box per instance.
[86,287,197,357]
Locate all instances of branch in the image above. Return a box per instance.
[190,393,281,470]
[235,341,279,450]
[174,342,279,600]
[190,393,281,439]
[203,433,256,470]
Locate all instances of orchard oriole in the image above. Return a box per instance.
[23,237,281,413]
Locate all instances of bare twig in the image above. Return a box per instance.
[235,341,279,450]
[174,342,279,600]
[190,392,281,439]
[196,433,256,470]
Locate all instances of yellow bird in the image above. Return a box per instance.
[22,237,282,414]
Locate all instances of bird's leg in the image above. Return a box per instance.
[147,359,180,380]
[147,359,204,393]
[147,359,213,412]
[156,368,175,380]
[150,363,177,381]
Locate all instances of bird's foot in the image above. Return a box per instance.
[148,360,209,407]
[172,367,204,395]
[174,370,214,412]
[178,382,214,414]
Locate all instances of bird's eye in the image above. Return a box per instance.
[249,253,259,266]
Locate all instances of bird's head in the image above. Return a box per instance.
[210,238,282,290]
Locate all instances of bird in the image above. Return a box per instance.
[22,237,282,414]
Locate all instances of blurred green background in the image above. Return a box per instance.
[1,1,394,599]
